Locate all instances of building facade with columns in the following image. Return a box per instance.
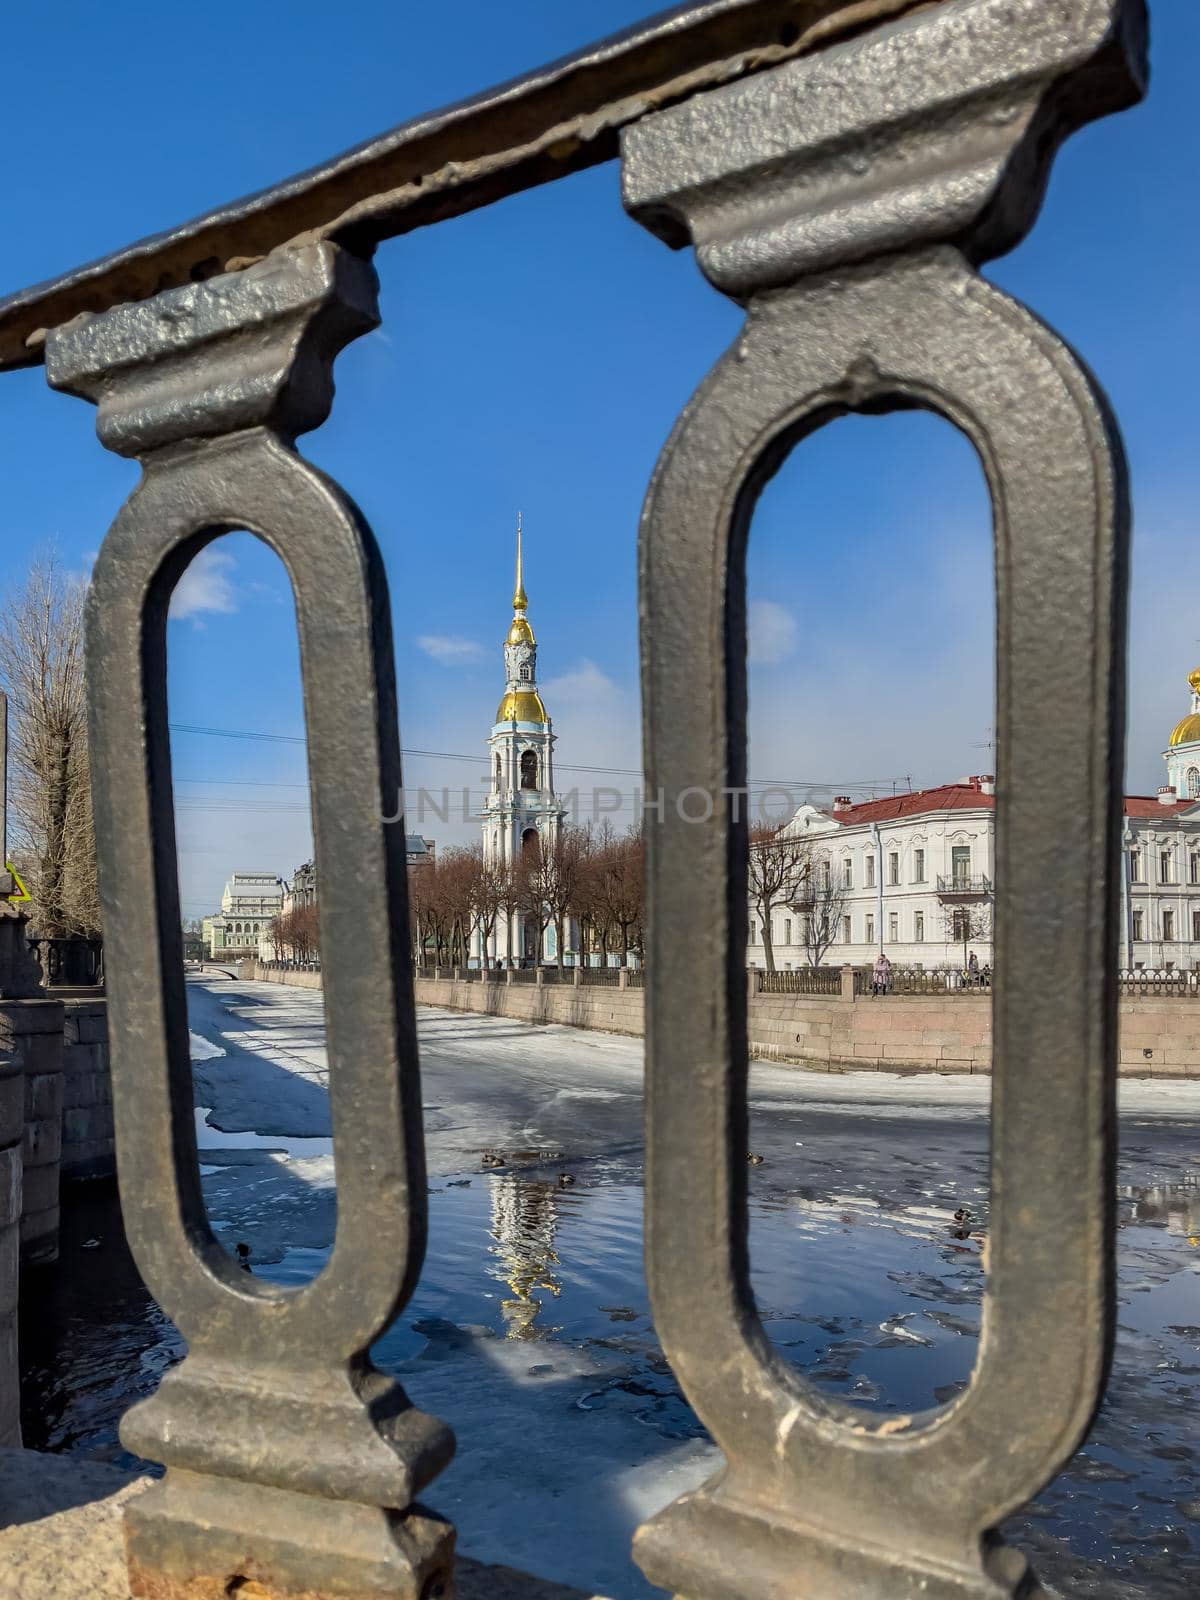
[750,669,1200,973]
[478,522,570,965]
[204,871,285,961]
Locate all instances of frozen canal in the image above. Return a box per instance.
[20,973,1200,1598]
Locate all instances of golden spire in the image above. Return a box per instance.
[513,511,528,613]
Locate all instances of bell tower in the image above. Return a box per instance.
[482,515,564,872]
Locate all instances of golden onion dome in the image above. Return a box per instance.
[1170,669,1200,746]
[496,689,548,723]
[508,615,535,646]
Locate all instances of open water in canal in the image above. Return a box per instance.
[19,1160,1200,1599]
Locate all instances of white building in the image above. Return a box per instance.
[748,777,998,970]
[1122,668,1200,971]
[478,519,568,965]
[204,871,285,961]
[750,669,1200,973]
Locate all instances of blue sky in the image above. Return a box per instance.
[1,1,1196,919]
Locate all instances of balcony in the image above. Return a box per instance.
[937,874,993,900]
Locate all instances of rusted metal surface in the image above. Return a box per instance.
[46,241,454,1599]
[626,0,1145,1595]
[0,0,937,373]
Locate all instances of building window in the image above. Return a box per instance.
[888,852,899,886]
[783,918,792,945]
[1193,910,1200,943]
[1133,908,1144,941]
[1189,767,1200,799]
[951,908,970,943]
[519,664,532,681]
[1160,849,1173,885]
[1163,909,1176,942]
[842,858,852,889]
[1130,849,1142,882]
[749,920,757,945]
[888,912,899,941]
[913,848,925,883]
[520,750,538,790]
[951,845,971,886]
[1191,855,1199,886]
[821,859,831,892]
[841,915,852,944]
[865,913,875,945]
[865,855,875,888]
[914,911,924,942]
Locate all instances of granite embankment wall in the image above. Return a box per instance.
[246,962,1200,1077]
[0,993,113,1449]
[60,999,114,1183]
[0,1044,21,1448]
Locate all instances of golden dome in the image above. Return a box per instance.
[496,689,548,723]
[508,615,534,646]
[1170,669,1200,746]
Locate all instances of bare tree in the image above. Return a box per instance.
[0,553,99,937]
[943,901,993,971]
[791,847,849,968]
[748,825,807,974]
[518,828,586,970]
[589,822,644,965]
[467,849,504,968]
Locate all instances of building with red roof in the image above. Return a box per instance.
[749,670,1200,972]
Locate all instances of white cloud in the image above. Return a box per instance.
[170,546,238,622]
[749,599,799,666]
[542,660,622,705]
[417,634,485,665]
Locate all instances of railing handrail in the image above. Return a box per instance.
[0,0,934,374]
[935,872,993,893]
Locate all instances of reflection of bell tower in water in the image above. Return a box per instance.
[480,515,566,963]
[487,1175,563,1341]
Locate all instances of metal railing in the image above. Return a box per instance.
[27,936,104,989]
[1118,968,1200,997]
[0,2,1148,1598]
[580,965,622,986]
[875,965,994,996]
[936,874,993,896]
[759,966,841,995]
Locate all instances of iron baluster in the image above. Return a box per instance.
[622,0,1145,1595]
[44,241,453,1600]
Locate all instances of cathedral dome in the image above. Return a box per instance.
[1170,669,1200,746]
[508,616,535,646]
[496,688,548,724]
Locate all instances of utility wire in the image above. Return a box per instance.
[168,722,906,794]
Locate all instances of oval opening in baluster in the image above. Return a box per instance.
[168,531,336,1286]
[743,409,995,1418]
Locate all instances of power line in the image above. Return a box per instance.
[168,722,906,794]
